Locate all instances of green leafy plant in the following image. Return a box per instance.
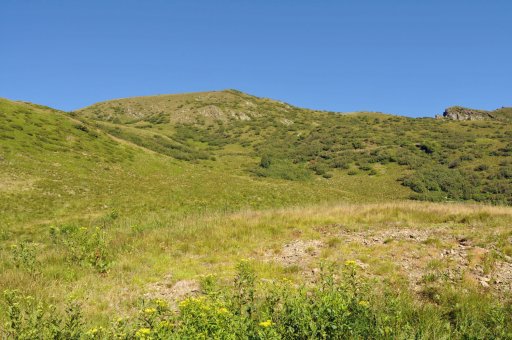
[50,226,112,273]
[10,242,39,275]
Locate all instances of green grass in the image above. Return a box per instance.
[1,93,512,338]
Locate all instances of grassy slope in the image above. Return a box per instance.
[78,90,512,204]
[1,94,511,329]
[2,96,402,227]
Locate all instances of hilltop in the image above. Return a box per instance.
[77,89,304,124]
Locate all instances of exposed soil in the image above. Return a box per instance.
[264,225,512,294]
[145,275,200,308]
[263,239,323,268]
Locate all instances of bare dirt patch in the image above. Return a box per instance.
[264,240,323,268]
[144,275,200,308]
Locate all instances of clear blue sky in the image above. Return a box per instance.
[1,1,510,117]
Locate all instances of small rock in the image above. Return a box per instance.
[458,237,470,246]
[480,280,490,288]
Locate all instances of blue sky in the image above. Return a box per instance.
[1,1,510,117]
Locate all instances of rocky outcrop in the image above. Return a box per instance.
[442,106,495,121]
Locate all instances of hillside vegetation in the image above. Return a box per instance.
[79,90,512,204]
[1,92,511,338]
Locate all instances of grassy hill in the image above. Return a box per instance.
[1,93,512,338]
[78,90,512,204]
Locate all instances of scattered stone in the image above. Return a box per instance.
[263,225,512,295]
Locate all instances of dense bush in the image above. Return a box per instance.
[400,165,475,201]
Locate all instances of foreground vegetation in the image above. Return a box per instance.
[4,261,511,339]
[2,201,512,338]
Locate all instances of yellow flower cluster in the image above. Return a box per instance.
[158,320,172,329]
[135,327,151,337]
[86,327,98,335]
[358,300,370,308]
[154,299,168,308]
[344,260,357,267]
[217,307,229,314]
[259,319,273,328]
[280,278,293,285]
[86,326,104,337]
[179,296,205,308]
[144,307,157,315]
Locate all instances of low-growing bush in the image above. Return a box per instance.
[49,225,112,273]
[10,242,39,275]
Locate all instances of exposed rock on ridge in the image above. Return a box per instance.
[442,106,495,121]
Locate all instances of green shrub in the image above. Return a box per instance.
[251,159,310,181]
[474,164,489,172]
[10,242,39,275]
[418,141,438,154]
[259,154,271,169]
[50,225,112,273]
[2,290,82,339]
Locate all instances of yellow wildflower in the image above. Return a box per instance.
[135,328,151,337]
[86,327,98,335]
[217,307,229,314]
[344,260,357,267]
[259,319,273,327]
[155,299,168,308]
[144,307,157,315]
[158,320,172,329]
[358,300,370,308]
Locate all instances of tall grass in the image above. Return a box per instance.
[3,261,511,339]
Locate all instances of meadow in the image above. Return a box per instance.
[1,93,511,338]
